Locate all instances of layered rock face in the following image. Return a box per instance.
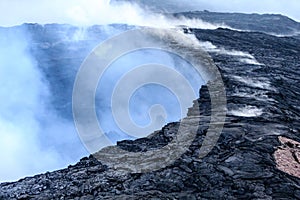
[1,15,300,199]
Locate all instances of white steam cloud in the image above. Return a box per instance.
[0,0,215,183]
[0,0,231,29]
[199,41,264,66]
[0,28,88,182]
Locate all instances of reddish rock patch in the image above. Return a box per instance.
[274,136,300,178]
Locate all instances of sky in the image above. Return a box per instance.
[0,0,299,27]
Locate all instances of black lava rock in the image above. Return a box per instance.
[1,12,300,199]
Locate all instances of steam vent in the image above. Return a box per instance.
[1,11,300,199]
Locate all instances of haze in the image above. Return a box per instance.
[0,0,299,27]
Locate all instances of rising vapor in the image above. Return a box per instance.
[0,0,224,182]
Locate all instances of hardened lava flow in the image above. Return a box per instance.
[1,12,300,199]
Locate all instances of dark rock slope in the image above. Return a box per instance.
[113,0,300,35]
[174,11,300,35]
[1,25,300,200]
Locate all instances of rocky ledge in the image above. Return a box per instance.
[1,27,300,199]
